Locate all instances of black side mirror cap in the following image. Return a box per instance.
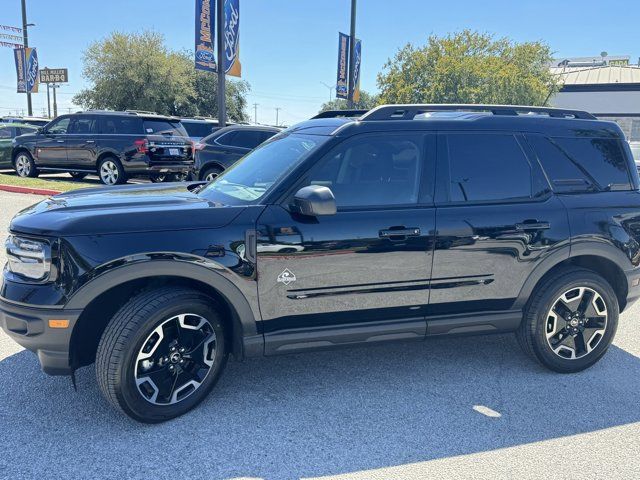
[292,185,337,216]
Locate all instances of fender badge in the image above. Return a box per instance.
[277,268,296,285]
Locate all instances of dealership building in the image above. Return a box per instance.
[549,56,640,154]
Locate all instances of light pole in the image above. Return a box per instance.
[253,103,259,124]
[347,0,357,108]
[216,0,226,127]
[21,0,35,116]
[275,107,281,126]
[320,81,334,102]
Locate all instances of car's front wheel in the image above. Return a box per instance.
[13,151,39,178]
[517,268,618,373]
[95,288,228,422]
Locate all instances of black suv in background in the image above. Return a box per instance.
[181,117,227,141]
[193,124,281,181]
[11,111,193,185]
[2,104,640,423]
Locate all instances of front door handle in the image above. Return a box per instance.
[56,140,64,143]
[515,221,550,231]
[379,227,421,239]
[85,140,95,144]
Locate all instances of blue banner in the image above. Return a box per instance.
[223,0,241,77]
[352,39,361,103]
[25,47,38,93]
[14,48,26,93]
[195,0,216,72]
[336,32,350,99]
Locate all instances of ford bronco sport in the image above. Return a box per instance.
[2,104,640,423]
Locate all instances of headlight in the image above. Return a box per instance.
[5,235,51,281]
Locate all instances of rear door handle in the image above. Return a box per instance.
[85,140,95,144]
[515,221,550,231]
[56,140,65,143]
[379,227,421,238]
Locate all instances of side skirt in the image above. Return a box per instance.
[259,310,523,356]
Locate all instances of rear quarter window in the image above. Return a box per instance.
[528,135,632,192]
[102,117,142,135]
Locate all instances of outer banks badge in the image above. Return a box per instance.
[277,268,296,286]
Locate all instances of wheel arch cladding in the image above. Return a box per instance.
[518,253,628,314]
[67,262,259,368]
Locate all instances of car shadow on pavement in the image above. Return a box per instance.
[1,333,639,479]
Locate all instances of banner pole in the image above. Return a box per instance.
[216,0,226,127]
[347,0,357,109]
[21,0,32,116]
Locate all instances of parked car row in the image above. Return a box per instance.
[1,111,281,185]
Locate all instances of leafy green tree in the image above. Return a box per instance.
[377,30,558,106]
[74,31,249,121]
[320,91,380,113]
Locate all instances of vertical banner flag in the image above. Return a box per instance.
[14,48,26,93]
[336,32,350,99]
[195,0,216,72]
[25,47,39,93]
[352,39,362,103]
[224,0,241,77]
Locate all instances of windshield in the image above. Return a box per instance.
[198,133,327,205]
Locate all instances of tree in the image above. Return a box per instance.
[377,30,558,106]
[74,31,249,122]
[319,91,379,112]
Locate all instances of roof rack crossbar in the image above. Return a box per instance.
[360,104,596,121]
[312,109,369,119]
[125,109,158,116]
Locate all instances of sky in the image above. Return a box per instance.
[1,0,639,126]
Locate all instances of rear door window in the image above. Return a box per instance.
[0,126,12,139]
[446,133,533,202]
[528,135,632,192]
[69,116,98,134]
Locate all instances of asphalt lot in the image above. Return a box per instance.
[1,190,640,479]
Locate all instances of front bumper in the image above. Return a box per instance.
[0,298,81,375]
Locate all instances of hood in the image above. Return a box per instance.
[10,182,245,237]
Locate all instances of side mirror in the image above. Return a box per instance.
[292,185,337,216]
[36,127,44,134]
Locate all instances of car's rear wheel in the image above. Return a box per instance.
[13,151,39,178]
[98,156,127,185]
[202,165,224,182]
[517,268,618,373]
[69,171,88,180]
[95,287,228,423]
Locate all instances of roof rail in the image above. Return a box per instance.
[360,104,596,121]
[312,109,369,119]
[125,109,158,116]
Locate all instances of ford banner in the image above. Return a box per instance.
[13,48,26,93]
[195,0,216,72]
[25,47,39,93]
[352,39,362,103]
[336,32,350,99]
[223,0,241,77]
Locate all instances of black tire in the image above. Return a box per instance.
[69,171,88,180]
[98,156,127,185]
[95,287,228,423]
[148,173,166,183]
[517,267,619,373]
[13,150,39,178]
[201,165,224,182]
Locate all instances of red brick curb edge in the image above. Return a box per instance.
[0,184,62,196]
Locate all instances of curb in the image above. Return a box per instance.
[0,184,62,196]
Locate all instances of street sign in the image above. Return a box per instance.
[39,68,68,84]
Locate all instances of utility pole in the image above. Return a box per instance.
[320,81,334,102]
[216,0,226,127]
[275,107,281,126]
[347,0,357,108]
[21,0,32,116]
[52,84,58,118]
[253,103,259,124]
[46,83,51,118]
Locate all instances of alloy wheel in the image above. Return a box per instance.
[15,155,31,177]
[134,313,217,405]
[545,287,608,360]
[100,160,119,185]
[205,172,219,182]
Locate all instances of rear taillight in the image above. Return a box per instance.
[134,139,149,154]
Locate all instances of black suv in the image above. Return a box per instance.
[2,104,640,423]
[193,124,281,181]
[11,111,193,185]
